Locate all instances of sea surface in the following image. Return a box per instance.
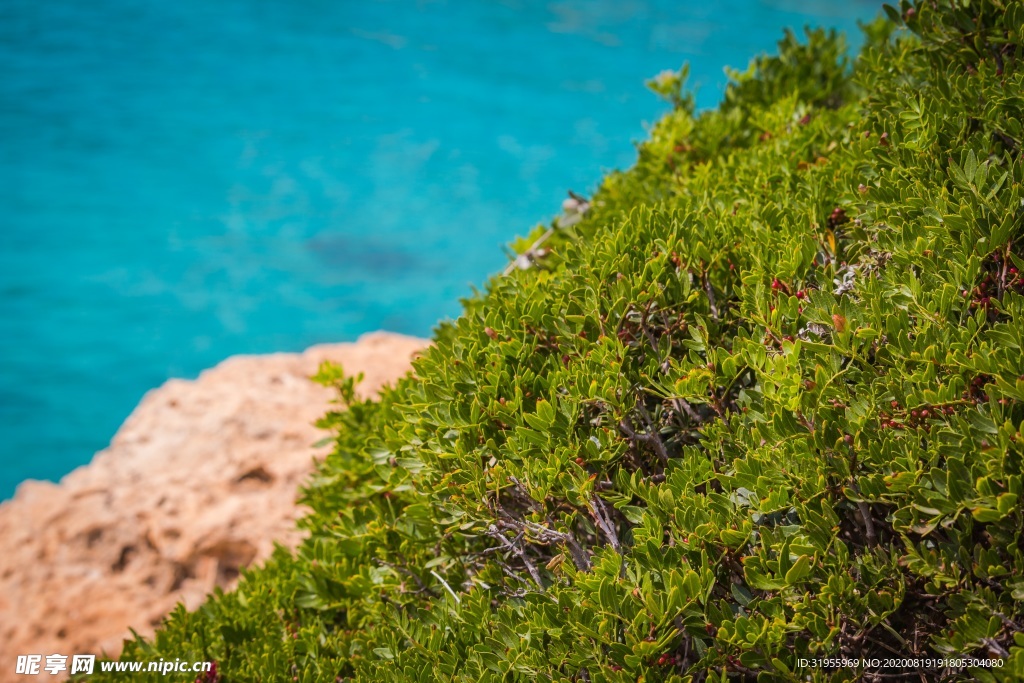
[0,0,878,498]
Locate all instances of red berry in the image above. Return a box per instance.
[771,278,782,290]
[796,290,806,299]
[828,207,848,228]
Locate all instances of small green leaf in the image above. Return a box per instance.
[784,555,813,584]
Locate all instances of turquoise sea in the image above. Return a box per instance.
[0,0,878,498]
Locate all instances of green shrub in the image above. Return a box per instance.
[93,2,1024,680]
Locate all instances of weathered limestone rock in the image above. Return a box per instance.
[0,332,427,674]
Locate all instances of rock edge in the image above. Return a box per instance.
[0,332,428,673]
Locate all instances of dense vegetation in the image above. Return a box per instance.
[92,2,1024,681]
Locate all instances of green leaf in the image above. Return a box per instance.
[784,555,813,584]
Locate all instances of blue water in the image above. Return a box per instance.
[0,0,878,498]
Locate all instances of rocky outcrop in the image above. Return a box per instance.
[0,332,427,674]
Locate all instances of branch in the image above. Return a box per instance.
[520,518,592,572]
[374,559,435,596]
[636,402,672,465]
[984,638,1010,659]
[494,516,592,573]
[703,272,719,321]
[589,494,622,554]
[502,227,555,276]
[993,128,1020,152]
[672,397,703,424]
[619,417,670,466]
[856,500,878,547]
[638,301,661,354]
[486,525,545,589]
[429,570,462,604]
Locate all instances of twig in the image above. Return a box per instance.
[849,478,878,547]
[984,638,1010,658]
[999,244,1009,298]
[720,367,750,408]
[672,397,703,423]
[703,272,719,320]
[864,634,902,656]
[990,45,1005,76]
[494,516,592,572]
[519,518,592,571]
[589,494,621,554]
[615,303,633,338]
[486,525,545,588]
[636,402,671,465]
[856,501,878,547]
[507,475,543,513]
[374,559,433,595]
[639,301,660,354]
[993,128,1020,152]
[429,570,462,604]
[498,563,532,587]
[502,227,555,276]
[619,416,669,466]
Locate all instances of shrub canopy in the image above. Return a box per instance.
[95,2,1024,681]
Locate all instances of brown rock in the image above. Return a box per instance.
[0,332,427,675]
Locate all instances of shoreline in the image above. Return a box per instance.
[0,331,427,675]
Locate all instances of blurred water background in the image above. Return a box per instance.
[0,0,878,497]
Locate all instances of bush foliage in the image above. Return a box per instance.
[93,2,1024,680]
